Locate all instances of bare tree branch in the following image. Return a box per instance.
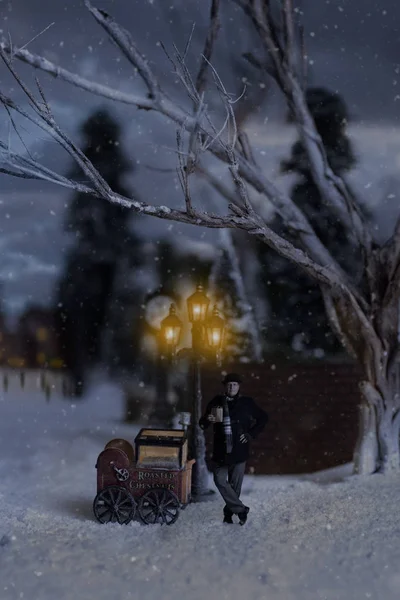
[0,2,369,307]
[159,25,351,280]
[0,142,83,188]
[35,76,53,117]
[282,0,296,71]
[0,144,353,298]
[195,0,221,96]
[172,18,216,220]
[176,118,196,216]
[164,28,257,222]
[0,45,114,200]
[0,29,346,282]
[0,40,156,109]
[0,37,348,297]
[236,1,374,262]
[298,24,308,89]
[322,286,384,382]
[0,20,358,280]
[0,167,41,179]
[1,101,32,159]
[0,107,351,298]
[321,286,357,360]
[183,23,196,62]
[84,0,159,101]
[238,131,256,164]
[18,22,55,52]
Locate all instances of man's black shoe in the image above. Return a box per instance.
[238,506,250,526]
[223,509,233,524]
[223,514,233,524]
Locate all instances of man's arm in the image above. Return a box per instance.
[247,398,268,439]
[199,398,217,431]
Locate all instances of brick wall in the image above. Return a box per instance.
[200,361,363,475]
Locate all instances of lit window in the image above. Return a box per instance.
[36,328,48,342]
[36,352,46,364]
[8,357,25,368]
[49,358,64,369]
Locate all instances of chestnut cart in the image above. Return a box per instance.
[93,428,195,525]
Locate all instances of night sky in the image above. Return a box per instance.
[3,0,400,120]
[1,0,400,315]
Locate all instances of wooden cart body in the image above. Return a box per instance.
[96,447,195,505]
[94,429,195,525]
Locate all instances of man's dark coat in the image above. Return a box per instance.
[199,394,268,465]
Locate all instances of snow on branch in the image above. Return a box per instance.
[84,0,160,102]
[0,85,345,296]
[0,41,154,109]
[0,11,346,280]
[235,1,374,266]
[0,1,370,312]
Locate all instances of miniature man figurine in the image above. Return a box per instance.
[199,373,268,525]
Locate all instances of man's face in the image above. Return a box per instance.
[225,382,240,397]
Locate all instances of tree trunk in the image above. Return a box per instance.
[353,380,400,475]
[353,401,378,475]
[321,288,400,476]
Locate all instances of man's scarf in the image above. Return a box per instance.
[222,395,233,454]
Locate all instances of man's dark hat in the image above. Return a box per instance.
[222,373,242,384]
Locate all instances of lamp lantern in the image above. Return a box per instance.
[186,284,210,324]
[160,304,182,351]
[206,305,225,351]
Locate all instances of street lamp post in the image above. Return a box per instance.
[160,285,225,502]
[186,285,210,500]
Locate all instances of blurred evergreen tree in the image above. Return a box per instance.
[148,239,213,302]
[55,108,141,395]
[210,236,259,362]
[258,88,371,356]
[0,286,6,333]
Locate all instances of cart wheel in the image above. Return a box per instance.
[93,486,136,524]
[138,488,180,525]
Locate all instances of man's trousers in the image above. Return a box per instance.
[212,461,246,515]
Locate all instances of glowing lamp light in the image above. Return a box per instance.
[160,304,182,350]
[212,330,221,345]
[206,305,225,351]
[165,327,175,342]
[186,284,210,323]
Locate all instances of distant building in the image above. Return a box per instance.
[18,306,63,369]
[0,306,63,369]
[0,305,73,397]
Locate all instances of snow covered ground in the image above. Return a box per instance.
[1,379,400,600]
